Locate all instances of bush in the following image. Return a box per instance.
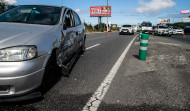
[167,22,185,29]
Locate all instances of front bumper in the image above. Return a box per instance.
[0,54,49,99]
[120,30,133,34]
[158,31,170,35]
[173,32,184,35]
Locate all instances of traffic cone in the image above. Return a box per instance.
[108,32,110,36]
[183,34,186,39]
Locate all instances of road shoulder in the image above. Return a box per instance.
[98,35,190,111]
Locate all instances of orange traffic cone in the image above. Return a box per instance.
[183,34,186,39]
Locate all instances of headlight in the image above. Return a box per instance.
[0,46,37,62]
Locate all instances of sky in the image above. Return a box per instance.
[5,0,190,26]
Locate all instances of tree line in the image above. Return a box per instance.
[0,0,16,14]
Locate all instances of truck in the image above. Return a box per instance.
[140,21,153,34]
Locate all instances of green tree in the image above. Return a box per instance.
[167,22,185,29]
[0,0,16,14]
[0,0,6,13]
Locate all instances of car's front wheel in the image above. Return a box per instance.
[40,53,60,94]
[81,38,86,54]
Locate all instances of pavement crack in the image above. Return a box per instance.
[85,83,110,111]
[99,82,110,98]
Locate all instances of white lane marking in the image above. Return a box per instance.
[86,44,100,50]
[82,35,138,111]
[158,42,182,46]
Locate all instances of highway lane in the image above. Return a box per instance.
[0,32,136,111]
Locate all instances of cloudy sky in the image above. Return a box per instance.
[6,0,190,26]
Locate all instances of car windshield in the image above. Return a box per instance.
[185,23,190,27]
[0,5,62,25]
[141,22,152,27]
[159,26,168,29]
[123,25,131,27]
[173,26,181,29]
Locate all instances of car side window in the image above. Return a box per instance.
[73,12,81,26]
[64,10,74,27]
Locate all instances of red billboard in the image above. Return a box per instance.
[90,6,111,17]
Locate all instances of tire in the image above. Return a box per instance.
[61,66,69,77]
[40,54,60,94]
[81,38,86,54]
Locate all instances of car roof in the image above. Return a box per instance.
[19,5,65,8]
[123,24,131,25]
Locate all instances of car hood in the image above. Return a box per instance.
[0,22,55,49]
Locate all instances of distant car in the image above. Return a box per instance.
[0,5,86,101]
[119,25,134,35]
[154,25,172,36]
[184,23,190,34]
[169,26,184,35]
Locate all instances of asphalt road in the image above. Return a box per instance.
[0,32,190,111]
[0,32,135,111]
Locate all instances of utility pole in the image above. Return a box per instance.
[107,0,108,32]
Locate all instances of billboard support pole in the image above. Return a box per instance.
[98,17,102,31]
[107,0,108,32]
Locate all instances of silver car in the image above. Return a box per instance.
[169,26,184,35]
[119,25,134,35]
[0,5,86,101]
